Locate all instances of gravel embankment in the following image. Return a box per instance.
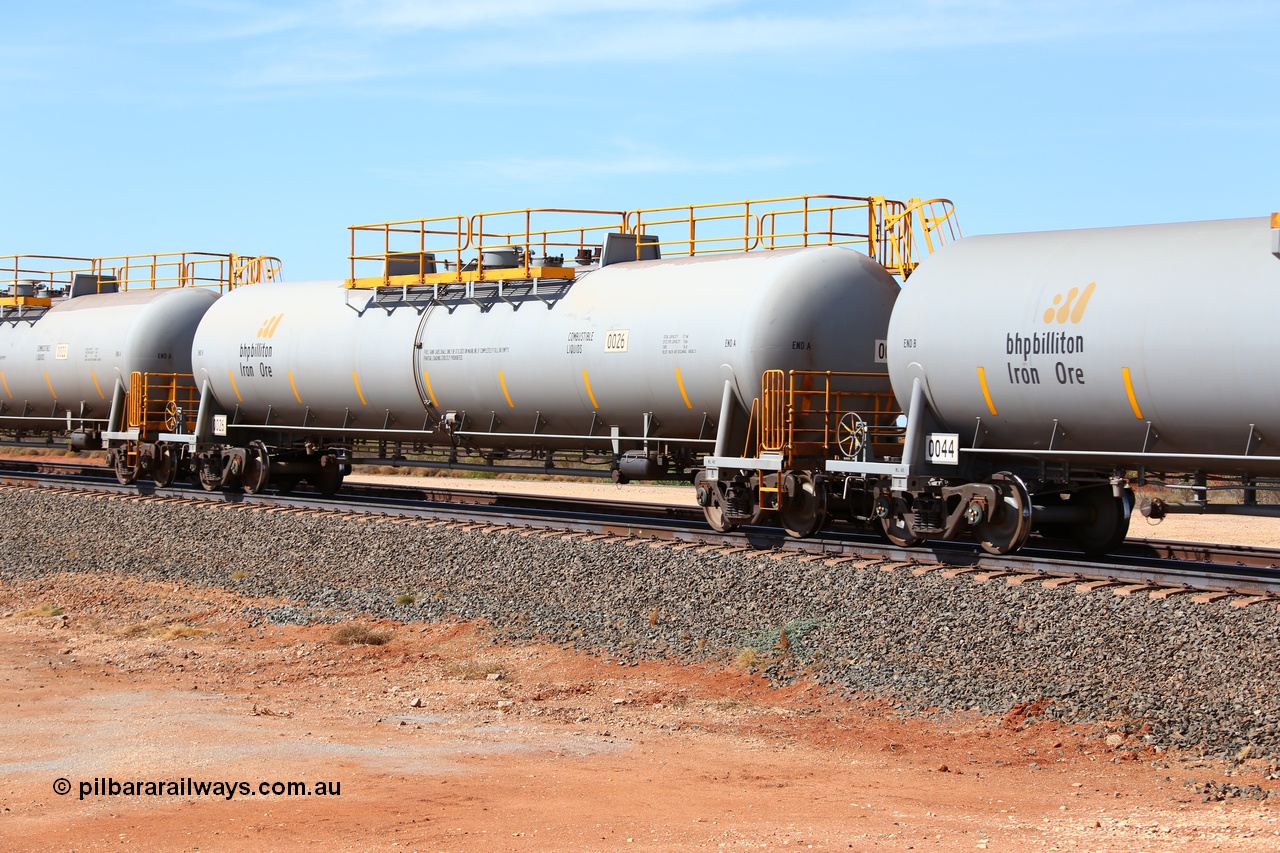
[3,486,1278,759]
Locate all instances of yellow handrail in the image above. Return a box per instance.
[783,370,902,460]
[759,369,786,452]
[741,369,904,469]
[877,197,961,276]
[127,372,144,430]
[0,252,281,297]
[124,372,200,436]
[347,209,627,288]
[346,193,961,289]
[627,194,889,259]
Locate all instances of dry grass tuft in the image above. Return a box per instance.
[117,617,208,639]
[14,603,65,618]
[155,624,209,641]
[734,647,766,670]
[328,624,391,646]
[443,658,510,681]
[117,617,167,637]
[706,696,756,712]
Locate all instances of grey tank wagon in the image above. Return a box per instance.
[183,195,953,512]
[0,252,279,485]
[815,214,1280,555]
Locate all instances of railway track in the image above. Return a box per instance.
[3,460,1279,604]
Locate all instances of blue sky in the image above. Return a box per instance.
[3,1,1278,280]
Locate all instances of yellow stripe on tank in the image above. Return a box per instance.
[1121,367,1144,419]
[44,372,56,400]
[1,371,12,399]
[352,372,367,406]
[422,371,437,407]
[977,367,998,416]
[90,370,104,399]
[675,368,693,409]
[227,370,243,403]
[499,370,514,408]
[582,369,599,409]
[288,370,302,405]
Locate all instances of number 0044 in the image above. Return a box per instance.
[925,433,959,465]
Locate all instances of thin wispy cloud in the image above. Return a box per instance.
[466,152,803,178]
[230,50,390,88]
[11,1,1275,97]
[366,150,807,187]
[337,0,740,31]
[202,0,1280,88]
[160,0,310,41]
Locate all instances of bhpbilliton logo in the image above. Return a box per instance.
[257,314,284,338]
[1043,282,1096,324]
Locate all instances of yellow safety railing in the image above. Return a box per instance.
[229,254,284,286]
[346,193,960,289]
[749,370,902,468]
[347,209,627,289]
[0,252,281,306]
[876,198,962,276]
[759,369,787,452]
[626,194,959,276]
[627,194,881,257]
[0,254,90,307]
[126,372,200,436]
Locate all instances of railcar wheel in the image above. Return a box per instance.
[694,470,738,532]
[974,473,1033,555]
[112,449,137,486]
[314,454,343,497]
[778,471,827,539]
[1070,485,1133,555]
[879,500,921,548]
[242,441,270,495]
[153,447,177,488]
[701,502,737,533]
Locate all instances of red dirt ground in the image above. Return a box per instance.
[2,573,1278,852]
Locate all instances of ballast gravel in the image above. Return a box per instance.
[3,487,1279,760]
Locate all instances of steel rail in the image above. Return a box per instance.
[3,463,1279,601]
